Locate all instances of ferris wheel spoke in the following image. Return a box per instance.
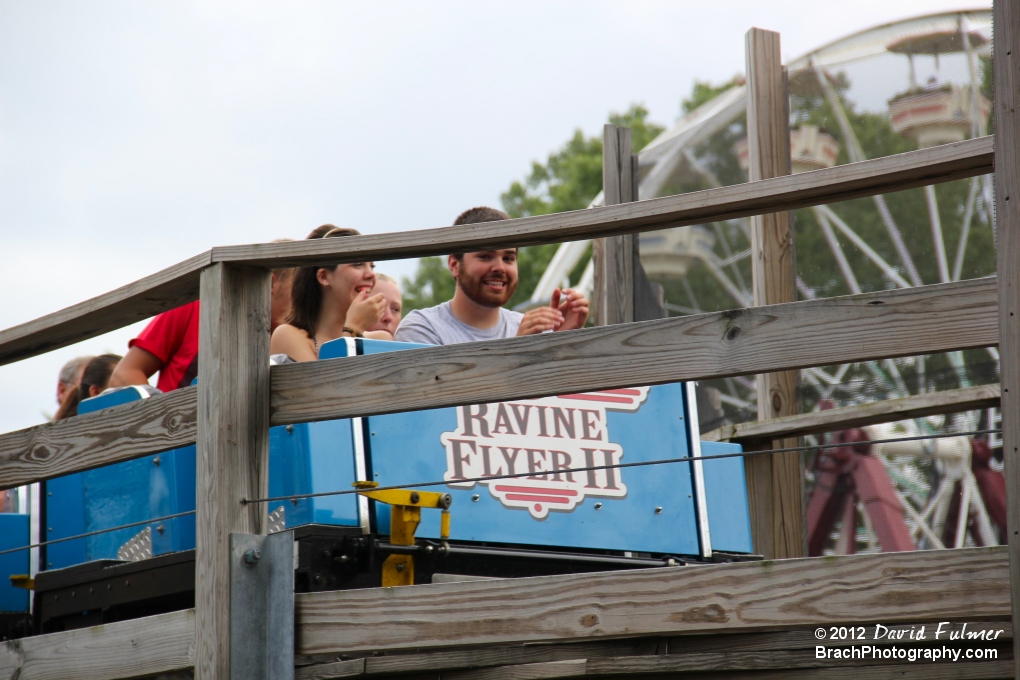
[952,475,973,549]
[710,222,749,292]
[795,276,816,300]
[819,206,912,289]
[814,206,862,294]
[703,254,753,307]
[924,186,951,284]
[813,64,924,288]
[951,177,981,282]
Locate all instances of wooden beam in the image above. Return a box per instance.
[594,124,635,326]
[294,622,1012,678]
[294,546,1009,656]
[194,263,271,679]
[211,137,993,270]
[442,656,1015,680]
[0,137,992,369]
[0,386,196,492]
[745,27,802,561]
[271,277,998,424]
[702,383,1001,444]
[0,251,209,367]
[0,609,194,680]
[0,278,1000,490]
[992,1,1020,677]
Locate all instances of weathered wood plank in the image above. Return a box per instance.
[594,124,635,327]
[445,659,587,680]
[212,137,993,270]
[0,251,210,367]
[442,649,1013,679]
[295,658,366,680]
[0,137,992,371]
[745,27,803,561]
[293,623,1012,679]
[0,386,196,491]
[993,3,1020,679]
[0,609,194,680]
[194,264,271,679]
[583,663,1013,680]
[294,546,1008,656]
[271,277,999,424]
[702,383,1002,444]
[363,639,662,676]
[0,279,1000,489]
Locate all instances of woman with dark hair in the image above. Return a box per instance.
[270,227,390,362]
[53,354,123,421]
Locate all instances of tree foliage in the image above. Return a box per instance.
[401,104,665,312]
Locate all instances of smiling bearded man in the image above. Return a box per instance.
[394,207,589,346]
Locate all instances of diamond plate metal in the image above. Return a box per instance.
[268,505,286,534]
[117,526,152,562]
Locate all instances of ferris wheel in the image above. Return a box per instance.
[527,9,1002,555]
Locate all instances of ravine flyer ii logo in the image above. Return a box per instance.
[440,388,650,519]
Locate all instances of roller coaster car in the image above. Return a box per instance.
[2,339,753,636]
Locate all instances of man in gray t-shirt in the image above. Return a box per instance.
[395,207,589,346]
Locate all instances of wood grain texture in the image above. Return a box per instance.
[0,609,194,680]
[295,658,366,679]
[445,659,587,680]
[271,277,998,424]
[0,386,196,491]
[992,2,1020,677]
[594,125,635,326]
[194,264,271,680]
[295,624,1012,678]
[211,137,993,270]
[293,546,1008,656]
[0,251,210,367]
[364,639,661,676]
[702,383,1002,444]
[0,135,993,373]
[443,649,1014,679]
[582,663,1013,680]
[745,28,802,561]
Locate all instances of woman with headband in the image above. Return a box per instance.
[270,226,391,362]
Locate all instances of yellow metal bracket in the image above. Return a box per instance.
[353,481,452,587]
[9,574,34,590]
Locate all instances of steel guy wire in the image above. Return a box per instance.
[241,428,1001,505]
[0,510,196,558]
[0,428,1000,558]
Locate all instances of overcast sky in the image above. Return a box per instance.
[0,0,990,435]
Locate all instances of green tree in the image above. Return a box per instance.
[401,104,665,312]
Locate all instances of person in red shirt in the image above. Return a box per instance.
[110,259,298,392]
[110,301,200,392]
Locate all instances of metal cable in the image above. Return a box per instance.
[0,510,196,558]
[241,428,1001,505]
[0,428,1000,558]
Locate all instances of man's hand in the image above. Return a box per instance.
[516,306,563,336]
[550,288,589,331]
[515,288,590,336]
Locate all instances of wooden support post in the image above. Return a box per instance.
[594,124,636,325]
[744,27,804,559]
[195,263,272,679]
[992,2,1020,676]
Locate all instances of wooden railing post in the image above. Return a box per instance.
[744,27,804,559]
[194,263,272,679]
[594,124,636,326]
[992,1,1020,676]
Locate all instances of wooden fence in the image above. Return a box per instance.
[1,6,1018,679]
